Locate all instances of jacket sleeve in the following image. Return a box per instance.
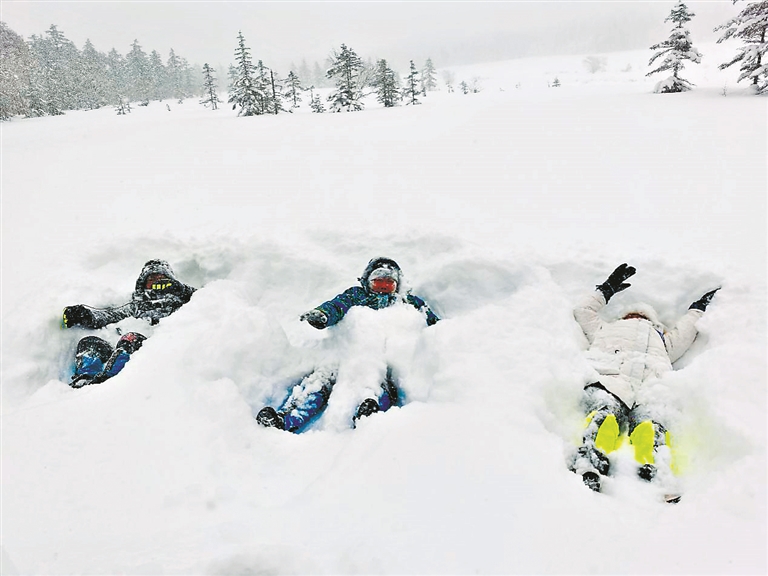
[63,302,136,330]
[407,294,440,326]
[573,291,607,344]
[315,287,368,328]
[664,308,702,363]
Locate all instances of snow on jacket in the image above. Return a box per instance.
[313,258,439,328]
[574,290,702,407]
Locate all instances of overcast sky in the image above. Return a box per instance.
[1,2,738,73]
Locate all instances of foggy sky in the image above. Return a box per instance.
[1,2,738,73]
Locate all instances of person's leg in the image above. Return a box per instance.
[257,367,336,432]
[71,336,113,386]
[628,409,670,482]
[354,366,400,423]
[570,383,630,490]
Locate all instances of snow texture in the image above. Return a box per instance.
[2,44,766,575]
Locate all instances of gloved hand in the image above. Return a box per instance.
[70,373,96,388]
[597,263,636,303]
[689,288,720,312]
[300,309,328,329]
[62,305,96,329]
[115,332,147,354]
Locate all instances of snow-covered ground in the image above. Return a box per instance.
[2,44,766,575]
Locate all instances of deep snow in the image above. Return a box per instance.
[2,44,766,575]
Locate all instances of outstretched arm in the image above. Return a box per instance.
[406,294,440,326]
[573,291,606,344]
[62,302,135,330]
[303,287,368,329]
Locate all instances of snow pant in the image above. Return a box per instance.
[72,335,141,386]
[278,365,400,433]
[571,383,668,475]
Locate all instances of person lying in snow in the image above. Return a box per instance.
[568,263,719,495]
[256,257,439,432]
[62,259,196,388]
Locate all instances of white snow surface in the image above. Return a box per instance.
[2,46,766,575]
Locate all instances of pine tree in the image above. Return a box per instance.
[28,25,80,115]
[228,31,262,116]
[371,58,400,107]
[326,44,365,112]
[268,68,285,114]
[148,50,166,101]
[647,1,702,93]
[309,87,325,112]
[126,39,151,104]
[284,70,303,109]
[716,0,768,93]
[200,63,220,109]
[0,22,32,119]
[403,60,421,105]
[76,39,108,110]
[421,58,438,94]
[105,48,128,106]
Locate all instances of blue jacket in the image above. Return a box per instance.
[315,286,439,328]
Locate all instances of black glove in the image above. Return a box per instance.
[300,309,328,329]
[690,288,720,312]
[62,305,96,329]
[596,263,636,303]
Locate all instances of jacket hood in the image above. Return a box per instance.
[134,259,178,293]
[359,257,402,286]
[617,302,666,331]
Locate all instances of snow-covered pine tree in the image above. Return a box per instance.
[371,59,400,107]
[647,1,702,93]
[0,22,32,119]
[126,39,152,104]
[309,87,325,112]
[228,32,262,116]
[148,50,166,101]
[200,63,220,109]
[267,67,285,114]
[403,60,421,105]
[715,0,768,93]
[326,44,365,112]
[105,48,128,106]
[76,39,109,110]
[28,25,80,115]
[283,71,303,109]
[421,58,437,94]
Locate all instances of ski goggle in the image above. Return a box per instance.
[145,273,174,291]
[369,277,398,294]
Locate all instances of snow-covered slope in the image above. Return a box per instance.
[2,46,766,574]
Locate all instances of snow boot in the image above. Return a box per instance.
[353,398,380,424]
[582,471,601,493]
[572,445,610,476]
[256,407,286,430]
[638,463,657,482]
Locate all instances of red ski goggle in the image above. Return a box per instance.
[145,274,173,291]
[370,277,397,294]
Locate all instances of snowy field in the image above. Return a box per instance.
[2,45,766,575]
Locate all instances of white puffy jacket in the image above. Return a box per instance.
[574,291,702,407]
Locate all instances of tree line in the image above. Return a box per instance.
[0,22,202,119]
[226,32,438,116]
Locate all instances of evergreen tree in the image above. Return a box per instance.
[371,58,400,107]
[28,25,79,115]
[459,80,469,94]
[76,39,108,109]
[148,50,166,101]
[167,48,190,103]
[126,39,151,103]
[326,44,365,112]
[403,60,421,105]
[200,63,220,109]
[421,58,438,94]
[228,31,262,116]
[105,48,128,105]
[647,1,702,93]
[283,70,303,109]
[268,68,285,114]
[0,22,32,119]
[716,0,768,93]
[309,87,325,112]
